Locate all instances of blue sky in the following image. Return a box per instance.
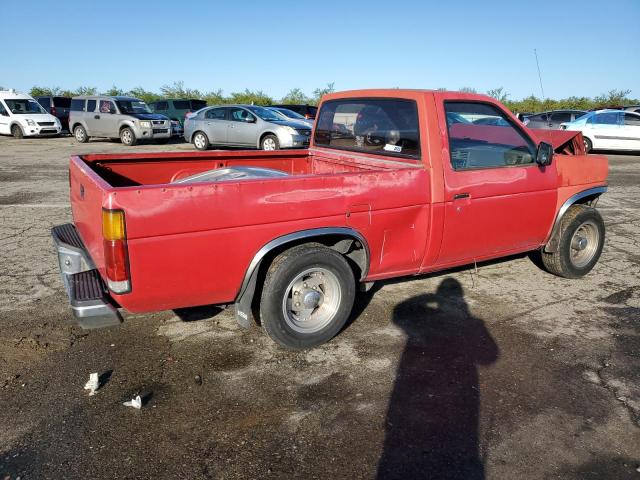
[2,0,639,100]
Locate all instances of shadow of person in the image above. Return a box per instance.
[377,278,499,480]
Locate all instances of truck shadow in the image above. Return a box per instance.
[376,278,499,480]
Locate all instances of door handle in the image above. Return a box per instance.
[453,193,470,200]
[94,115,100,119]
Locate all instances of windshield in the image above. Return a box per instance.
[246,106,282,122]
[115,100,151,114]
[276,107,306,119]
[5,99,46,115]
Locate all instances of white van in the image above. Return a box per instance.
[0,89,62,138]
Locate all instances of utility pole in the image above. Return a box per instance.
[534,48,545,99]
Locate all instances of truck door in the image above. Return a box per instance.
[436,100,557,265]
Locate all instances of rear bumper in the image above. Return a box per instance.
[51,224,122,329]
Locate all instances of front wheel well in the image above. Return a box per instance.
[258,131,277,147]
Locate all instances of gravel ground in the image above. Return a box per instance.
[0,135,639,479]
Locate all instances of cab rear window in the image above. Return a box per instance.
[314,98,420,159]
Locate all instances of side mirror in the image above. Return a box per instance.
[109,107,117,114]
[245,116,256,123]
[536,141,553,166]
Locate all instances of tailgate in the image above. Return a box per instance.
[69,155,111,276]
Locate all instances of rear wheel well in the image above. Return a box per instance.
[235,234,368,327]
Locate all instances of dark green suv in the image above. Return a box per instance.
[148,99,207,125]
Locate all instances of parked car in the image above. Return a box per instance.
[269,104,318,119]
[266,106,314,127]
[69,96,171,146]
[184,104,312,151]
[561,109,640,152]
[0,89,61,138]
[36,96,72,131]
[52,89,608,349]
[623,105,640,114]
[523,110,587,130]
[148,98,207,125]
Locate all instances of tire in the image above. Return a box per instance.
[541,205,605,279]
[74,125,88,143]
[192,131,209,150]
[260,244,356,349]
[261,134,279,151]
[11,124,24,139]
[583,136,593,153]
[120,127,137,146]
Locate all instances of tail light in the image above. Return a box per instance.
[102,208,131,294]
[51,106,57,116]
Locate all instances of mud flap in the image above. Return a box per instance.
[234,267,259,329]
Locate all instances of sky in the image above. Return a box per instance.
[2,0,639,100]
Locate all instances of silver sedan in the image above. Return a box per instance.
[184,104,312,151]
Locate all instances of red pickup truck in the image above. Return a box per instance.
[52,90,608,349]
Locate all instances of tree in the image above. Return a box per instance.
[486,87,509,103]
[203,89,225,105]
[312,82,335,104]
[127,86,162,103]
[160,81,204,99]
[30,86,63,97]
[103,85,126,96]
[74,86,98,96]
[280,88,311,105]
[228,89,273,105]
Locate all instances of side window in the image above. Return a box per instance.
[623,113,640,126]
[205,108,226,120]
[0,102,8,116]
[550,112,571,123]
[229,107,254,122]
[592,112,620,125]
[529,113,547,122]
[173,100,190,110]
[70,99,85,111]
[154,101,169,111]
[86,100,97,112]
[445,102,536,170]
[99,100,115,113]
[37,97,49,109]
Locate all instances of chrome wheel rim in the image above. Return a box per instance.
[121,130,132,144]
[194,133,206,149]
[583,139,590,152]
[282,267,341,334]
[75,128,84,141]
[570,220,599,268]
[263,138,276,150]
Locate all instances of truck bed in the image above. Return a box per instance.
[70,148,431,313]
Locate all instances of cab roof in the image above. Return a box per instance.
[0,90,35,100]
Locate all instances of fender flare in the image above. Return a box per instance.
[544,186,607,253]
[234,227,370,328]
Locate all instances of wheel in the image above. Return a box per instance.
[120,127,137,146]
[74,125,88,143]
[261,134,279,151]
[192,131,209,150]
[583,136,592,153]
[11,124,24,139]
[541,205,605,279]
[260,244,356,349]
